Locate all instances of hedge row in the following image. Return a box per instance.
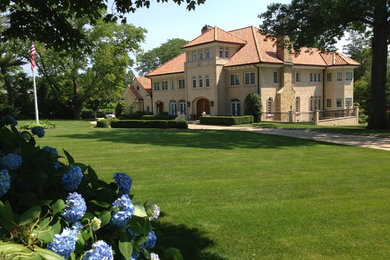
[141,114,176,120]
[111,119,188,129]
[200,116,254,126]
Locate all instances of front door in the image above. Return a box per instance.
[196,99,210,119]
[157,102,164,114]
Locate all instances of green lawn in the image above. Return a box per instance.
[251,122,390,137]
[26,120,390,259]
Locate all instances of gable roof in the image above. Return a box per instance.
[128,85,143,100]
[182,26,247,49]
[145,53,186,77]
[135,77,152,95]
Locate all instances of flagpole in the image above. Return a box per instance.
[32,68,39,124]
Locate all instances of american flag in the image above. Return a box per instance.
[30,42,37,71]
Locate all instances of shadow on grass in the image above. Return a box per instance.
[155,221,225,260]
[56,128,322,150]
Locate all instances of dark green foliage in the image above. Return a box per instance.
[96,119,110,128]
[80,110,96,119]
[244,93,263,123]
[200,116,254,126]
[141,114,176,120]
[111,120,188,129]
[20,120,56,129]
[115,102,124,118]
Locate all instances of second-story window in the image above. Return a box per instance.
[206,49,210,59]
[245,72,255,85]
[327,72,332,81]
[162,81,168,90]
[199,76,203,88]
[224,48,229,58]
[178,79,185,89]
[273,71,278,83]
[171,80,175,90]
[295,72,300,82]
[192,77,196,88]
[199,51,203,60]
[230,74,239,86]
[346,72,353,81]
[154,82,160,91]
[205,76,210,87]
[337,72,343,81]
[192,52,197,61]
[219,48,224,58]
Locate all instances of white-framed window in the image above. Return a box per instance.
[199,76,203,88]
[178,79,185,89]
[153,82,160,91]
[244,72,255,85]
[273,71,278,83]
[205,76,210,87]
[192,77,196,88]
[295,97,300,112]
[327,99,331,108]
[230,74,239,86]
[179,101,186,115]
[267,97,273,114]
[345,98,353,107]
[337,72,343,81]
[171,80,175,90]
[219,48,224,58]
[206,49,210,59]
[224,48,229,58]
[170,101,177,115]
[310,96,313,111]
[162,81,168,90]
[192,52,197,62]
[295,72,301,82]
[327,72,332,82]
[230,99,240,116]
[336,98,342,107]
[346,72,353,81]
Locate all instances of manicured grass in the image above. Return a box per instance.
[25,120,390,259]
[251,122,390,136]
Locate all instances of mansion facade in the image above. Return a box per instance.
[123,25,359,121]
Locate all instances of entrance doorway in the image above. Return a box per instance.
[196,99,210,119]
[157,102,164,114]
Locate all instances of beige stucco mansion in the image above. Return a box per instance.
[121,25,359,121]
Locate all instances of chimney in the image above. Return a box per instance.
[276,35,292,63]
[201,25,213,34]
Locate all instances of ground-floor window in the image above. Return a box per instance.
[179,101,186,115]
[231,99,240,116]
[345,98,353,107]
[267,97,273,114]
[310,96,313,111]
[336,98,342,108]
[295,97,300,112]
[170,101,177,115]
[326,99,331,108]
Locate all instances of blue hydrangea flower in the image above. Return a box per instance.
[130,250,139,260]
[54,161,63,170]
[62,164,83,191]
[0,169,11,197]
[62,192,87,224]
[48,227,79,258]
[150,253,160,260]
[83,240,113,260]
[31,126,45,138]
[111,194,135,227]
[141,230,157,249]
[0,115,17,126]
[113,172,132,196]
[72,222,83,230]
[1,153,22,170]
[43,146,58,156]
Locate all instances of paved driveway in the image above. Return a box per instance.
[188,124,390,151]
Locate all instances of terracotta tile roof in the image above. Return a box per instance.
[319,52,360,66]
[182,26,246,49]
[129,85,143,100]
[135,77,152,95]
[145,53,186,77]
[292,48,327,66]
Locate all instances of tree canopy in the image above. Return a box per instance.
[136,38,188,75]
[259,0,389,129]
[0,0,205,51]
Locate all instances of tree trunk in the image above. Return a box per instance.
[72,78,81,119]
[0,67,14,107]
[368,0,388,129]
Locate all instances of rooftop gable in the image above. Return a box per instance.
[145,53,186,77]
[182,26,247,49]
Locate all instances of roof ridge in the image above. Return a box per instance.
[220,27,247,43]
[145,52,186,77]
[318,51,330,66]
[250,26,262,62]
[228,25,255,33]
[181,26,216,49]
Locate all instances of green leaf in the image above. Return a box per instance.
[18,205,41,226]
[35,246,65,260]
[0,242,42,259]
[99,211,111,227]
[128,216,151,236]
[63,149,75,164]
[36,229,54,243]
[164,248,184,260]
[133,203,147,218]
[51,220,62,235]
[52,199,65,215]
[90,200,111,209]
[118,232,133,259]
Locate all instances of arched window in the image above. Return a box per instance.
[230,99,240,116]
[295,97,300,112]
[170,101,177,116]
[267,97,273,114]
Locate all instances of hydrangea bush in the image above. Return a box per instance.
[0,116,180,260]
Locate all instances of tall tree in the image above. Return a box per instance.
[0,0,205,51]
[136,38,188,75]
[259,0,389,129]
[37,20,146,119]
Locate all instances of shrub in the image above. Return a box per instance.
[96,119,109,128]
[115,102,124,118]
[0,116,179,259]
[141,114,176,120]
[20,120,56,129]
[111,120,188,129]
[80,110,95,119]
[200,116,254,126]
[244,93,263,122]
